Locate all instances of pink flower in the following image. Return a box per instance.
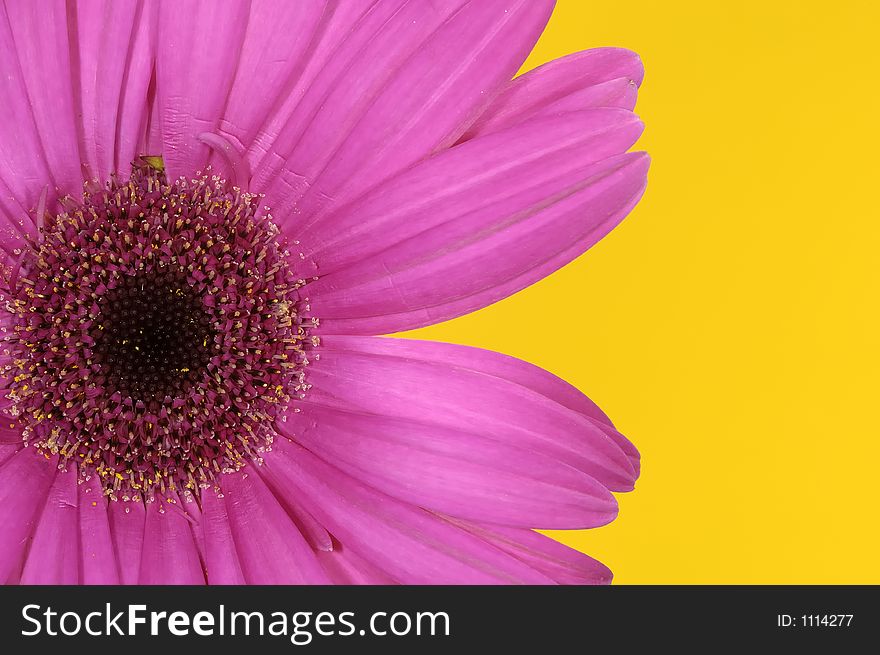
[0,0,648,585]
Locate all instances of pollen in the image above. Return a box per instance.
[1,163,317,500]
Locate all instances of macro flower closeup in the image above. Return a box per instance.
[0,0,648,585]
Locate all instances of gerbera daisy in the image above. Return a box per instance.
[0,0,648,585]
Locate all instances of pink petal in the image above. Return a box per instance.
[462,47,644,140]
[155,0,250,180]
[108,498,145,585]
[253,0,554,231]
[68,0,151,181]
[79,473,119,584]
[273,494,334,553]
[0,177,35,253]
[300,108,642,274]
[144,76,163,155]
[336,337,639,475]
[0,1,156,220]
[304,114,649,333]
[317,540,398,585]
[0,448,56,583]
[0,444,19,467]
[210,0,325,171]
[138,495,205,585]
[0,4,62,220]
[447,519,614,585]
[245,1,379,169]
[262,439,558,584]
[333,334,613,426]
[298,336,637,497]
[249,0,462,218]
[2,1,83,199]
[0,420,24,443]
[221,469,330,584]
[284,406,618,529]
[21,467,80,584]
[201,489,245,585]
[182,494,206,564]
[115,1,158,175]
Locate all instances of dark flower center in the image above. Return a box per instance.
[92,270,215,401]
[1,162,317,500]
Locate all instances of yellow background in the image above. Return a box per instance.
[403,0,880,583]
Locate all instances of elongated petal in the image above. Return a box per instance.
[330,335,612,427]
[156,0,250,179]
[284,406,618,529]
[245,1,378,168]
[300,109,642,272]
[277,497,334,553]
[317,540,398,585]
[139,496,205,585]
[0,4,64,219]
[462,48,644,140]
[182,495,206,564]
[250,0,460,218]
[298,336,637,499]
[0,177,34,252]
[0,1,156,218]
[447,519,614,584]
[79,473,119,584]
[330,337,639,474]
[254,0,553,230]
[21,467,79,584]
[69,0,147,181]
[305,115,649,333]
[108,498,145,585]
[0,444,19,467]
[262,439,557,584]
[115,1,158,175]
[0,449,56,583]
[201,490,245,585]
[221,470,330,584]
[2,1,83,199]
[0,420,24,443]
[211,0,326,162]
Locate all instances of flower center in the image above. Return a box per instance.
[2,162,316,500]
[91,269,214,401]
